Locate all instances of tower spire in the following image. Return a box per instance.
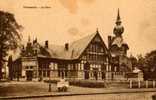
[116,8,121,25]
[113,8,124,36]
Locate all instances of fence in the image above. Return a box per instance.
[129,80,156,88]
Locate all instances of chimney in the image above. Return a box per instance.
[65,43,69,51]
[108,36,112,49]
[45,40,48,48]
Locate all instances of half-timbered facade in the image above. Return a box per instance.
[12,30,109,81]
[77,31,108,80]
[40,30,109,80]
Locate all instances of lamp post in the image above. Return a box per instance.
[48,69,52,92]
[49,63,52,92]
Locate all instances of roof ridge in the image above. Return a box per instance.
[70,32,97,45]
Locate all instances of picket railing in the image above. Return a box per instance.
[129,80,156,88]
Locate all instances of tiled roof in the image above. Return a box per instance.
[45,32,97,60]
[12,32,107,61]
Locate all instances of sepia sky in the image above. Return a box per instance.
[1,0,156,56]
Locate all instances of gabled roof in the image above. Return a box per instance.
[43,32,107,60]
[12,31,108,62]
[69,32,97,59]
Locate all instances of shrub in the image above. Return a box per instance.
[44,79,106,88]
[69,79,106,88]
[44,79,59,84]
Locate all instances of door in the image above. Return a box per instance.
[58,64,68,79]
[93,68,98,80]
[26,70,33,81]
[101,64,106,80]
[84,62,90,79]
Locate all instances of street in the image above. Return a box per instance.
[0,81,156,100]
[24,92,155,100]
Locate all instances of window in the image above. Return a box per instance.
[89,45,92,51]
[87,54,89,60]
[26,66,29,69]
[43,71,46,77]
[34,50,37,55]
[100,47,104,53]
[92,44,95,52]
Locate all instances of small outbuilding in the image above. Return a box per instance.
[126,67,144,81]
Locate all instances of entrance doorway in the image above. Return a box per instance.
[26,70,33,81]
[58,64,68,79]
[93,68,98,80]
[101,64,106,80]
[84,62,90,79]
[59,68,65,79]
